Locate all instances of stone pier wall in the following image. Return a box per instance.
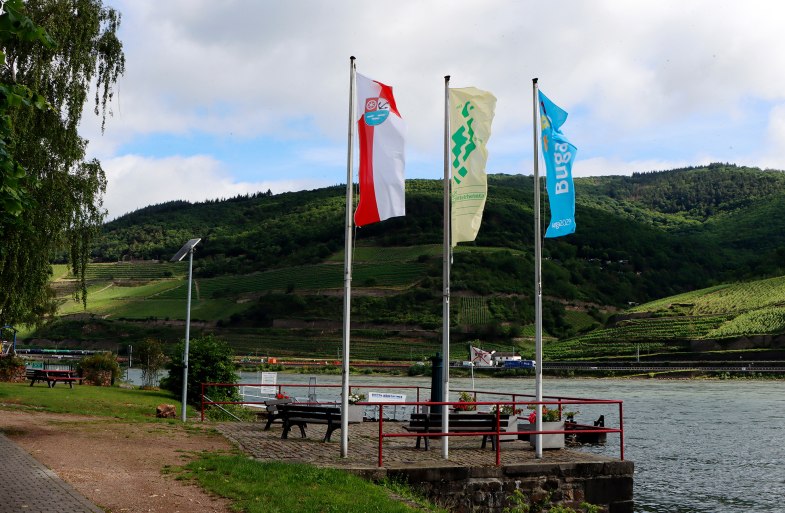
[358,461,634,513]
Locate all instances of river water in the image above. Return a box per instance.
[130,369,784,512]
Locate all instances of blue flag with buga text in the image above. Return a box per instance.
[539,90,576,238]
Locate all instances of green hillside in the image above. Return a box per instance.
[548,275,785,361]
[25,164,785,362]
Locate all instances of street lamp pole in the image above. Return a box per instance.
[171,238,201,422]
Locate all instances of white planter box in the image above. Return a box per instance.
[346,404,364,423]
[498,416,517,441]
[528,421,565,450]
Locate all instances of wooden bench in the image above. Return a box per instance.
[26,369,80,388]
[278,404,342,442]
[262,398,292,430]
[403,413,512,450]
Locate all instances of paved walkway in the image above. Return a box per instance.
[218,420,614,470]
[0,432,103,513]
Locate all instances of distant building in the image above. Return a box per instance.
[492,352,521,366]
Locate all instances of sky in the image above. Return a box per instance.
[82,0,785,220]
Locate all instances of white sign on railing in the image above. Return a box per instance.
[367,392,408,421]
[368,392,406,403]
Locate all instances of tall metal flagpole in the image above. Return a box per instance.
[340,56,356,458]
[442,75,451,460]
[532,78,544,459]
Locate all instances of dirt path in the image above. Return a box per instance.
[0,410,233,513]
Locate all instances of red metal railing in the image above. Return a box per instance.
[198,383,624,466]
[199,382,424,421]
[371,399,624,467]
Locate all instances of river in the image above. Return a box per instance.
[129,369,785,512]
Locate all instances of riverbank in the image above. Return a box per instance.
[0,382,445,513]
[234,362,785,380]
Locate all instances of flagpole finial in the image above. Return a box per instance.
[533,77,538,84]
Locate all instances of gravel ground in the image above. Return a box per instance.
[0,409,233,513]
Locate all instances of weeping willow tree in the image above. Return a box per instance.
[0,0,124,325]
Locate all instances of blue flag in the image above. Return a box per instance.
[539,90,576,238]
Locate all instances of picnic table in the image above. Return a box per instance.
[26,369,80,388]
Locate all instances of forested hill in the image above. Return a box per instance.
[93,163,785,309]
[580,164,785,220]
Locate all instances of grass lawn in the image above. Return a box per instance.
[0,381,190,421]
[180,454,445,513]
[0,381,445,512]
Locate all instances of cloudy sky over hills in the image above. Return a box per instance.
[86,0,785,219]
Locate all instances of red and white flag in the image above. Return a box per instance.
[354,73,405,227]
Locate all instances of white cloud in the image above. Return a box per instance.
[104,1,785,143]
[83,0,785,215]
[102,155,331,220]
[756,103,785,170]
[573,157,696,177]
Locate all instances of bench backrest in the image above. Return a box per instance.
[278,404,341,418]
[264,399,292,406]
[408,413,511,430]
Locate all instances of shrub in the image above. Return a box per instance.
[407,363,430,376]
[161,334,238,406]
[0,355,26,382]
[77,352,121,386]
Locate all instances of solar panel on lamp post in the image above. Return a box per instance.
[171,238,201,422]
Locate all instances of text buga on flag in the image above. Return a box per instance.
[539,90,576,238]
[354,73,406,227]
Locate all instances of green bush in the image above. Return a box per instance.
[0,355,25,380]
[407,363,430,376]
[161,334,238,406]
[77,352,121,385]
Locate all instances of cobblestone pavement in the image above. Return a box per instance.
[0,433,103,513]
[218,420,612,470]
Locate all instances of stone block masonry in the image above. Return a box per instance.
[372,461,634,513]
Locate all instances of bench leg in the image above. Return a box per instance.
[68,381,74,389]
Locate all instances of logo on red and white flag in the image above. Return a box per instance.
[364,97,390,126]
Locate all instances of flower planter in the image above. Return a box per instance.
[497,415,518,441]
[528,421,565,450]
[517,421,533,442]
[346,404,364,423]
